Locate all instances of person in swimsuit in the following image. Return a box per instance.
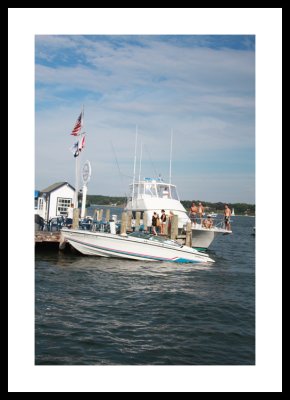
[197,202,204,224]
[224,204,232,230]
[189,202,198,225]
[203,215,213,229]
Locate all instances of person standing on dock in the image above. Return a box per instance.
[151,212,158,236]
[67,203,74,219]
[224,204,232,230]
[160,209,166,234]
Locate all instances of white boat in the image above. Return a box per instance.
[232,208,235,216]
[61,228,215,264]
[207,212,218,218]
[124,177,232,250]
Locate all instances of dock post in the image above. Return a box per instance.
[127,211,133,232]
[164,220,168,236]
[143,212,148,232]
[59,232,67,250]
[135,211,141,231]
[164,215,169,236]
[72,208,79,229]
[170,215,178,240]
[121,212,127,235]
[99,209,103,221]
[185,221,192,247]
[105,209,110,222]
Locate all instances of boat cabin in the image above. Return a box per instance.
[129,178,180,201]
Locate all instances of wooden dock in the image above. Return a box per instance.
[34,211,192,249]
[35,231,61,243]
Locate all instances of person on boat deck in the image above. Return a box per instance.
[189,202,198,225]
[151,212,158,236]
[162,187,169,198]
[160,209,166,234]
[197,202,204,224]
[203,215,213,229]
[224,204,232,231]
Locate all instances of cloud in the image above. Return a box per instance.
[35,35,255,203]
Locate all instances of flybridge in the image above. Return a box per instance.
[144,177,163,182]
[129,180,180,201]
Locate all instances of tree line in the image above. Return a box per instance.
[181,201,255,216]
[86,195,255,215]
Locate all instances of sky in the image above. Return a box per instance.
[35,35,255,203]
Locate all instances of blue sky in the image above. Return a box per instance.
[35,35,255,203]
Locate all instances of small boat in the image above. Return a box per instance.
[231,208,235,216]
[61,228,215,264]
[207,212,218,218]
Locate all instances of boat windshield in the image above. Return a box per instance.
[129,181,180,200]
[148,235,181,247]
[128,232,182,247]
[128,232,151,239]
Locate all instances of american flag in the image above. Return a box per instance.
[71,112,82,136]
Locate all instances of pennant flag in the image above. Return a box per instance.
[78,134,85,152]
[71,112,82,136]
[70,140,79,157]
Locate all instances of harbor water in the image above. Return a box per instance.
[35,215,255,365]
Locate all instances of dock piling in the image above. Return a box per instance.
[121,212,127,235]
[170,215,178,240]
[135,211,141,231]
[185,221,192,247]
[105,209,110,222]
[72,208,79,229]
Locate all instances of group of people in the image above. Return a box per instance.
[150,202,232,236]
[151,209,174,236]
[189,202,232,231]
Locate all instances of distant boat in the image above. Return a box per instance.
[207,212,218,218]
[232,208,235,216]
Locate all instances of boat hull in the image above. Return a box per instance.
[191,226,231,250]
[61,229,214,264]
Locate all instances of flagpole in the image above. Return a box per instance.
[74,152,79,209]
[169,129,173,185]
[73,107,84,211]
[132,125,138,210]
[76,105,84,210]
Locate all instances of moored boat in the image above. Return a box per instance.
[61,228,215,264]
[125,177,231,250]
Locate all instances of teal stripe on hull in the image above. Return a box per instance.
[193,247,207,252]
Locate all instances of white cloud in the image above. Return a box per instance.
[35,36,255,202]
